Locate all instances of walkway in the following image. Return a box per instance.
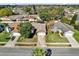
[65,34,79,47]
[4,36,19,47]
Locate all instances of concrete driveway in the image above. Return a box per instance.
[4,36,19,47]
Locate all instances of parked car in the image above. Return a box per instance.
[45,49,52,56]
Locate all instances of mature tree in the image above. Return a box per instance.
[61,16,70,24]
[39,12,50,21]
[0,8,13,17]
[39,8,51,21]
[22,6,32,13]
[70,14,77,25]
[49,7,64,20]
[39,7,64,21]
[19,22,32,38]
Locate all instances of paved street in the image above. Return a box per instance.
[52,48,79,56]
[0,48,79,56]
[0,47,33,56]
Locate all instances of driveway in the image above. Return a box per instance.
[65,34,79,47]
[37,32,47,47]
[4,36,19,47]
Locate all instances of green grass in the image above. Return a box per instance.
[46,32,68,43]
[73,30,79,43]
[17,35,37,42]
[0,31,10,42]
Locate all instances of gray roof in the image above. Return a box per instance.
[13,8,26,14]
[7,15,39,21]
[31,22,46,33]
[51,22,70,33]
[8,15,27,20]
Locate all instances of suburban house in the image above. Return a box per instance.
[12,8,26,15]
[31,22,46,33]
[51,20,74,37]
[64,8,75,20]
[31,22,46,47]
[51,20,79,47]
[0,15,41,22]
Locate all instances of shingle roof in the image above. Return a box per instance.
[51,21,70,33]
[31,22,46,33]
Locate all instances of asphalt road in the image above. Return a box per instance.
[0,47,79,56]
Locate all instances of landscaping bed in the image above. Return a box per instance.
[46,32,69,43]
[0,31,10,42]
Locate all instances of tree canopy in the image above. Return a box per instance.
[19,22,32,38]
[22,7,32,13]
[70,14,77,25]
[0,8,13,17]
[39,7,64,21]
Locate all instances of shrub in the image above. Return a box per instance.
[32,48,45,56]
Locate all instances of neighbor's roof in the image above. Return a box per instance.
[51,21,70,33]
[7,15,40,21]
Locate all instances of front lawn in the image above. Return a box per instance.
[73,30,79,43]
[17,35,37,42]
[0,31,10,42]
[46,32,68,43]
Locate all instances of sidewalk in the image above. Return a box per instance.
[65,35,79,47]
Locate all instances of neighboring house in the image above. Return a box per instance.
[12,8,26,15]
[64,8,75,20]
[0,17,10,21]
[51,21,74,37]
[1,15,41,22]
